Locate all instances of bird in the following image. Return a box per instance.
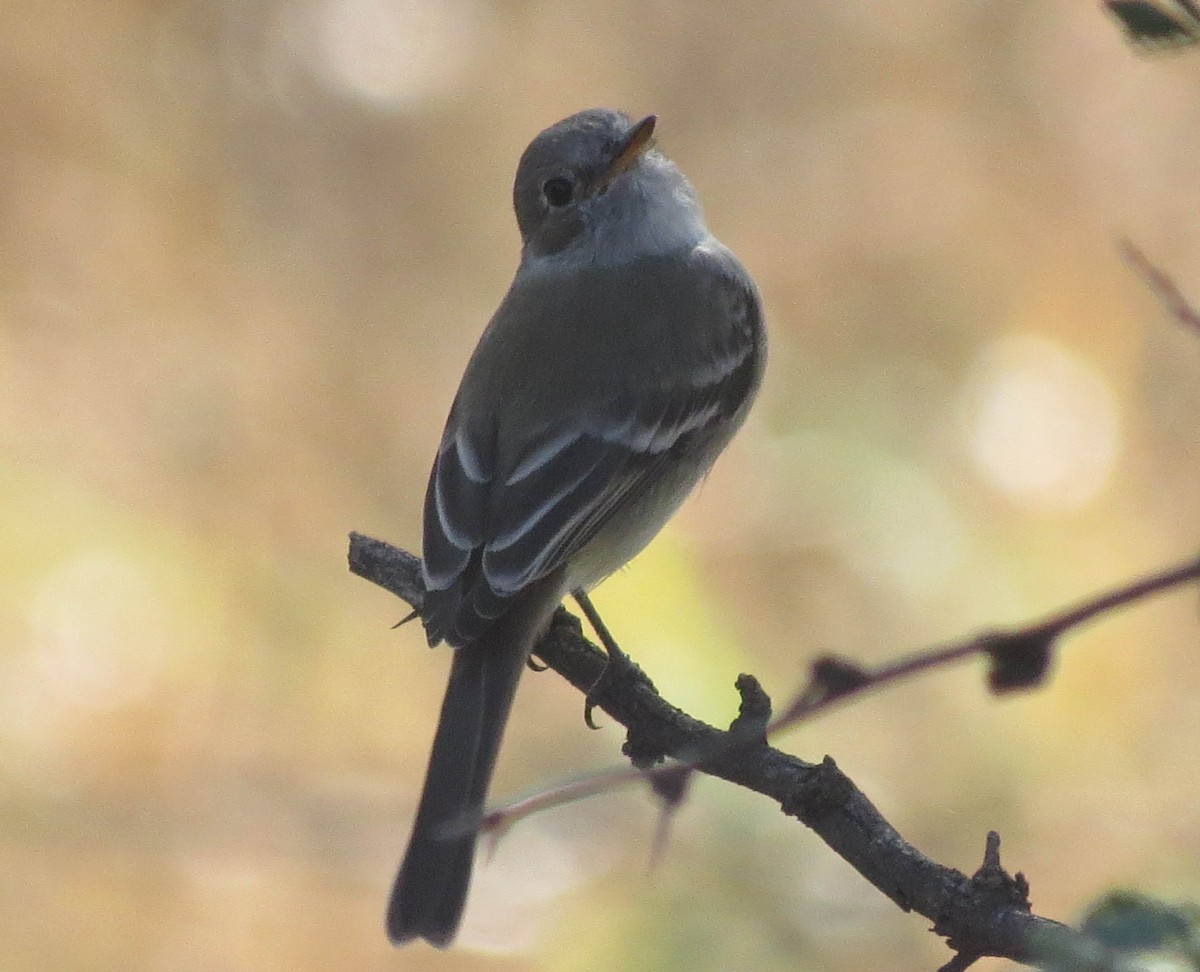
[387,107,766,948]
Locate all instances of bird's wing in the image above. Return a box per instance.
[421,252,763,648]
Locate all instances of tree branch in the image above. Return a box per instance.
[348,531,1189,966]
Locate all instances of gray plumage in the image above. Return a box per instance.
[388,108,766,948]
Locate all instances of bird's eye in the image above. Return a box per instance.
[542,176,574,208]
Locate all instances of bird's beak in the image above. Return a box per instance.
[599,114,657,188]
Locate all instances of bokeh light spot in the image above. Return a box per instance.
[28,550,173,714]
[307,0,482,106]
[962,334,1121,511]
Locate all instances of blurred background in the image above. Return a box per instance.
[3,0,1200,969]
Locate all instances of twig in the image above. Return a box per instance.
[774,553,1200,726]
[1120,239,1200,337]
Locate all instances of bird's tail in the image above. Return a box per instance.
[386,579,563,947]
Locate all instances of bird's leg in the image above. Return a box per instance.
[572,589,633,729]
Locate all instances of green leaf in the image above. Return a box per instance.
[1080,891,1198,952]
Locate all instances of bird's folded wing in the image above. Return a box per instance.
[420,334,757,648]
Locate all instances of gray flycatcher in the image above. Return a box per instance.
[387,108,766,948]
